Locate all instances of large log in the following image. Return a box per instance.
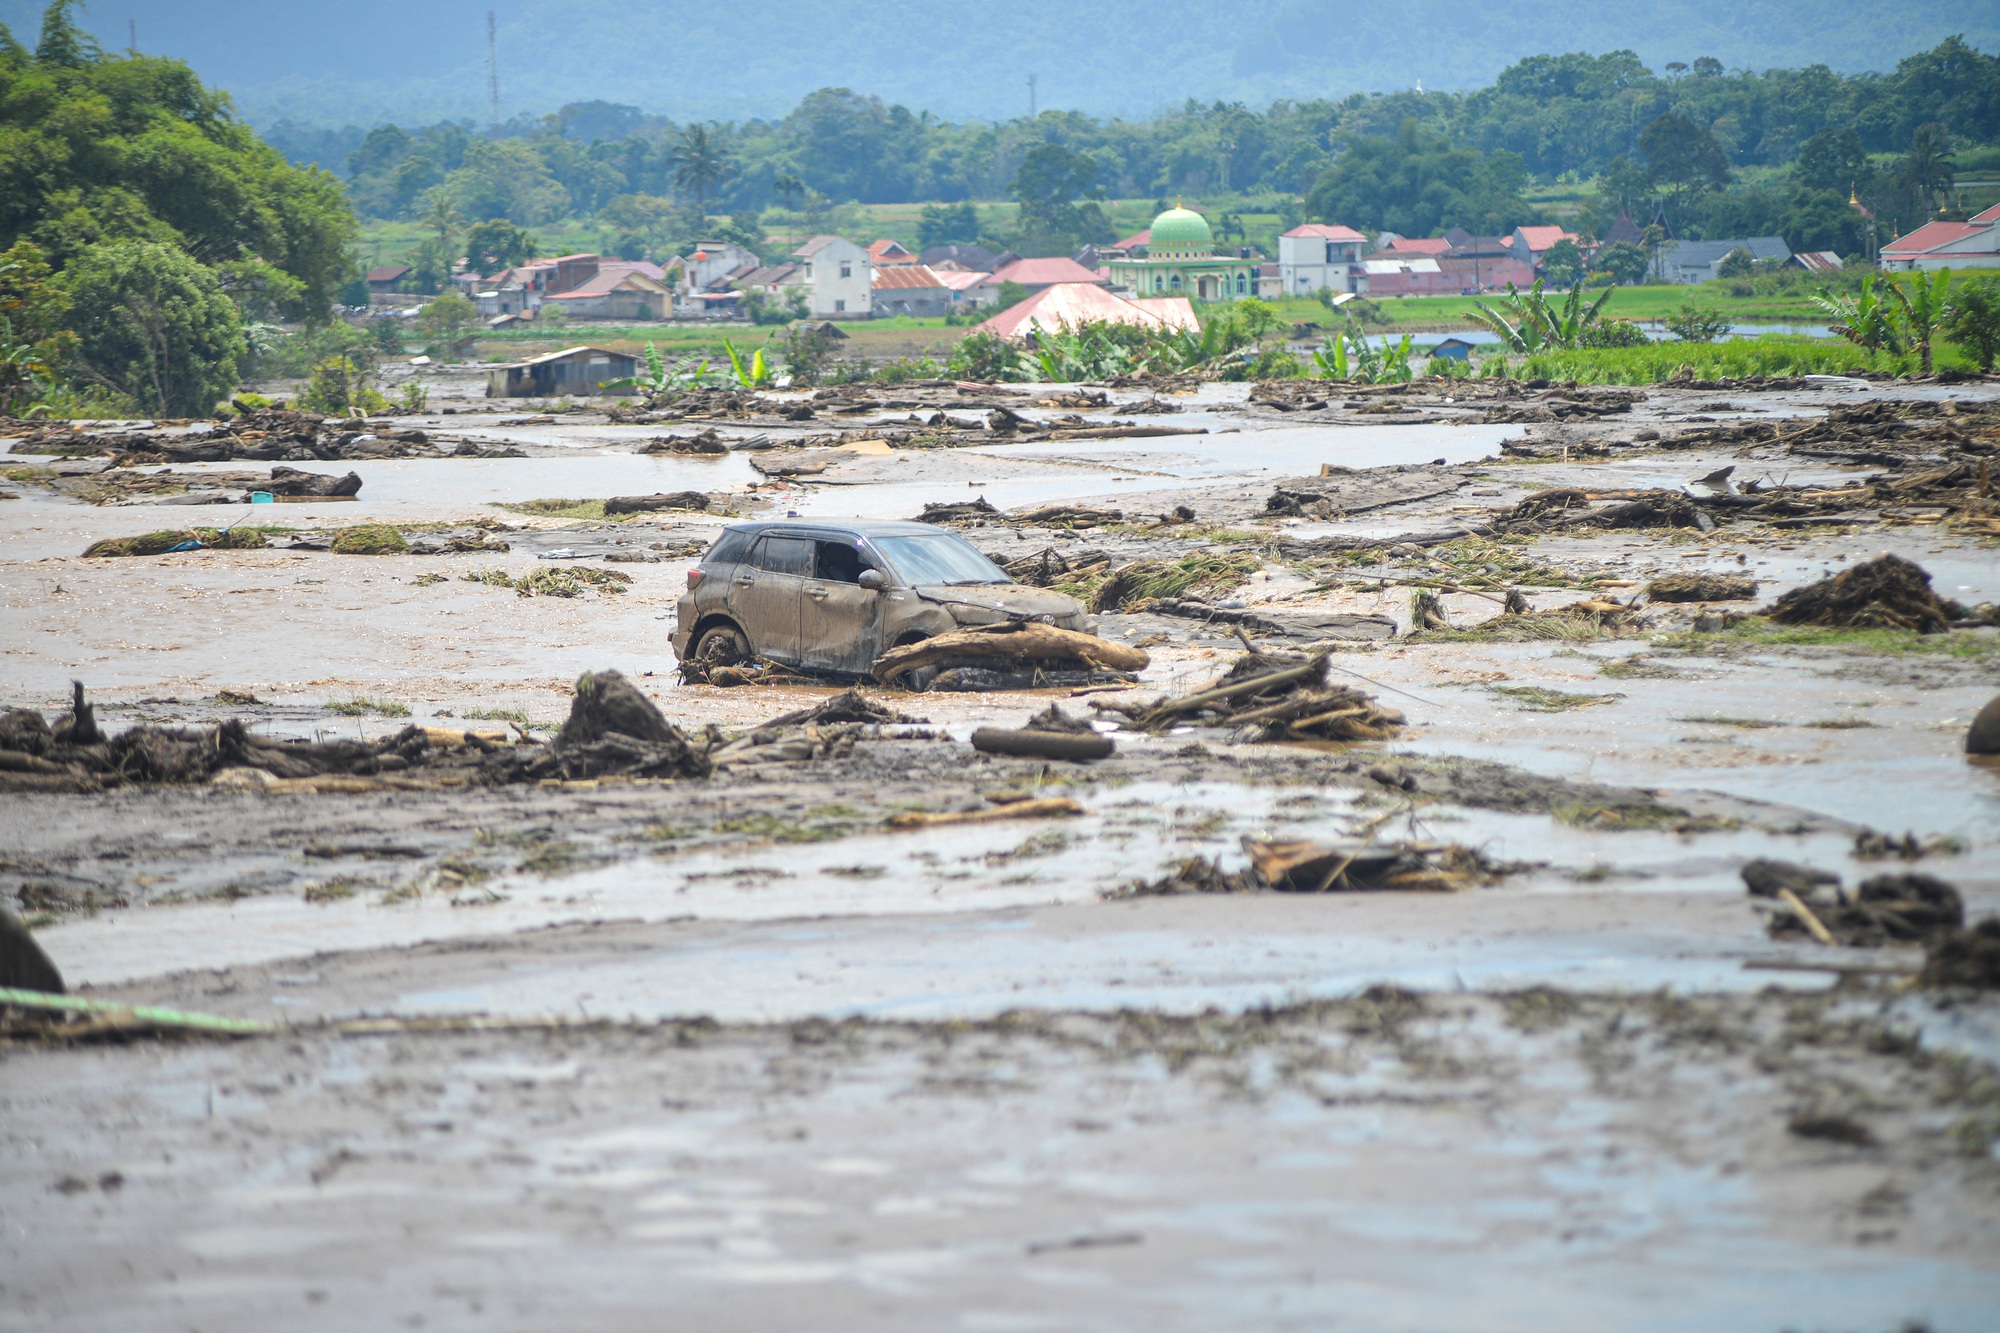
[871,622,1149,685]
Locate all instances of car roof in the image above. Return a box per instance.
[719,520,966,540]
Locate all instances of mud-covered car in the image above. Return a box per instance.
[672,520,1092,678]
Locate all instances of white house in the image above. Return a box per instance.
[1882,204,2000,271]
[792,236,873,317]
[1278,224,1369,296]
[1654,237,1792,284]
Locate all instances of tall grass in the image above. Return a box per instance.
[1518,337,1871,384]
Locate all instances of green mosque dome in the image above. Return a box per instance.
[1148,205,1212,257]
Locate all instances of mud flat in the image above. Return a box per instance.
[2,373,1998,1327]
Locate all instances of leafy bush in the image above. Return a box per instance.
[872,356,944,384]
[296,356,389,416]
[62,241,245,417]
[83,527,268,557]
[945,330,1025,381]
[415,292,479,359]
[1580,318,1651,348]
[1663,305,1732,343]
[329,524,408,554]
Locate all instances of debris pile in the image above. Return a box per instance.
[636,429,731,455]
[1093,649,1403,742]
[871,622,1150,692]
[82,527,269,558]
[971,704,1115,762]
[1743,859,1964,947]
[1919,918,2000,989]
[708,689,932,769]
[602,491,711,516]
[1240,838,1495,892]
[0,673,707,793]
[1764,554,1959,633]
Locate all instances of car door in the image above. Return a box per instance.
[798,537,883,676]
[727,534,811,664]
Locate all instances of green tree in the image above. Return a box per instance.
[1945,278,2000,372]
[464,219,537,275]
[1795,127,1868,195]
[1897,123,1956,215]
[1306,120,1531,237]
[415,291,478,359]
[62,240,244,416]
[670,124,738,220]
[1594,242,1649,286]
[1716,247,1756,278]
[1011,144,1107,254]
[1640,113,1731,227]
[1541,238,1584,286]
[34,0,97,67]
[295,355,388,416]
[918,202,980,248]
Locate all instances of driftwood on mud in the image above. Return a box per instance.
[1097,649,1404,743]
[871,622,1149,686]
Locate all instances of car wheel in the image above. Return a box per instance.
[903,665,941,692]
[694,624,749,666]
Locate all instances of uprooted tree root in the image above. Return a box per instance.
[0,672,708,793]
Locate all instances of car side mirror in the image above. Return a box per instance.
[857,569,886,592]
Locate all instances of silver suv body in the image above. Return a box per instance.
[672,520,1091,678]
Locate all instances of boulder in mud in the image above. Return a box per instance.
[1765,554,1956,634]
[0,910,65,994]
[1920,918,2000,989]
[1967,695,2000,755]
[1647,574,1757,603]
[602,491,709,516]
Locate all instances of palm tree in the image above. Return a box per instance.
[670,125,738,222]
[420,189,463,254]
[773,173,805,246]
[1899,123,1956,216]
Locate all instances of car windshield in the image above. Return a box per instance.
[871,534,1010,586]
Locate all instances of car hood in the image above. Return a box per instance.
[914,583,1087,625]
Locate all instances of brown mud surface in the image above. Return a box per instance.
[3,370,1999,1326]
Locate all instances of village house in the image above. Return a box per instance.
[868,239,919,267]
[670,240,760,296]
[990,255,1111,293]
[542,262,674,321]
[365,264,412,296]
[871,264,953,318]
[1881,204,2000,271]
[1278,224,1369,296]
[1655,236,1792,283]
[935,268,1001,307]
[791,235,874,317]
[920,243,1014,272]
[485,345,641,397]
[1509,225,1581,271]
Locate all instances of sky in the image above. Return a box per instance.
[3,0,1993,129]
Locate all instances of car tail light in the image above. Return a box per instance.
[686,568,704,588]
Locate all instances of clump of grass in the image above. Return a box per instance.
[1083,552,1259,608]
[1490,685,1622,711]
[1552,802,1735,832]
[1805,718,1877,729]
[1427,537,1604,590]
[412,572,447,586]
[1658,617,2000,660]
[83,527,268,557]
[1677,715,1783,729]
[1518,337,1869,385]
[461,706,532,727]
[498,498,608,520]
[1598,657,1684,680]
[303,876,369,904]
[460,565,631,598]
[717,804,868,844]
[323,697,411,717]
[1406,615,1613,644]
[330,524,408,555]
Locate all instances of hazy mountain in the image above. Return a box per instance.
[5,0,1995,128]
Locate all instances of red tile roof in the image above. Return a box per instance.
[977,282,1173,339]
[868,239,918,264]
[1284,224,1367,242]
[1974,203,2000,225]
[1882,220,1985,255]
[1112,229,1151,250]
[366,264,412,283]
[1513,226,1577,252]
[1379,236,1452,255]
[990,256,1108,287]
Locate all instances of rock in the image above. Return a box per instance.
[602,491,709,516]
[0,909,65,993]
[1647,574,1758,602]
[554,669,680,749]
[1967,695,2000,755]
[1920,917,2000,989]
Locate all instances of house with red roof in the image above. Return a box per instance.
[1509,225,1581,270]
[1371,234,1452,258]
[976,282,1197,341]
[869,239,919,266]
[1279,224,1369,295]
[871,264,952,317]
[989,256,1110,291]
[1882,204,2000,272]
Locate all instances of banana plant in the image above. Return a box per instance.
[722,337,774,388]
[1465,282,1552,353]
[1813,274,1906,365]
[1885,269,1950,374]
[603,340,719,394]
[1311,318,1412,383]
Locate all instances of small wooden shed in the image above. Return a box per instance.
[485,346,642,398]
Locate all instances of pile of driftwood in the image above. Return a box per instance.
[1744,858,1964,948]
[707,689,931,769]
[0,673,709,794]
[1122,840,1498,895]
[1092,649,1403,743]
[872,622,1149,692]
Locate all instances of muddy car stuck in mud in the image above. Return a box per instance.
[672,519,1093,679]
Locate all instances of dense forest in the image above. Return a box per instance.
[275,38,2000,265]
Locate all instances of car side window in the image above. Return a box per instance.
[704,529,753,568]
[750,535,813,576]
[814,540,867,585]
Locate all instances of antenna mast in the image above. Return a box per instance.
[486,11,501,124]
[128,19,136,51]
[1028,73,1037,118]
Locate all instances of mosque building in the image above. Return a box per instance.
[1102,203,1259,302]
